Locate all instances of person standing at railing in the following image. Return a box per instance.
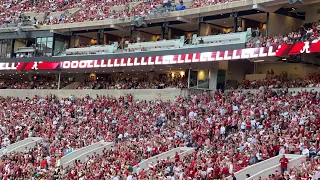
[279,155,289,173]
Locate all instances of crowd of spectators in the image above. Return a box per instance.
[247,21,320,48]
[238,73,320,89]
[190,0,240,8]
[0,78,58,89]
[77,74,187,89]
[0,0,179,26]
[0,0,242,27]
[0,0,77,26]
[0,79,318,179]
[264,159,320,180]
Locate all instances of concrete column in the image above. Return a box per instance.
[233,17,237,33]
[75,35,80,47]
[200,23,212,36]
[266,12,269,37]
[161,22,168,40]
[197,17,203,36]
[97,29,103,45]
[130,26,134,39]
[168,26,172,39]
[209,63,219,90]
[10,39,15,58]
[104,34,107,44]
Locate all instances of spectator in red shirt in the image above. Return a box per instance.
[279,155,289,173]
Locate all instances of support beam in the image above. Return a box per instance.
[209,63,219,90]
[130,26,135,39]
[266,12,270,37]
[10,39,15,58]
[197,17,204,36]
[161,22,168,40]
[58,72,61,90]
[233,17,237,33]
[187,68,191,89]
[97,29,103,45]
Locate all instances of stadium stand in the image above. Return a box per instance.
[248,21,320,48]
[0,83,318,179]
[0,0,320,179]
[238,73,320,89]
[76,74,187,89]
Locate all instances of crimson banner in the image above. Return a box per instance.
[0,41,319,71]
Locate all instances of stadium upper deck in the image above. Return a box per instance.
[0,0,319,92]
[0,0,288,31]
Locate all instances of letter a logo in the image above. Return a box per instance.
[32,61,42,70]
[300,42,310,54]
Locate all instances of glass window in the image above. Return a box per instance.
[0,40,11,58]
[47,37,53,42]
[36,38,42,56]
[197,70,209,89]
[189,71,198,88]
[41,38,47,56]
[54,38,66,56]
[34,37,54,57]
[46,41,53,56]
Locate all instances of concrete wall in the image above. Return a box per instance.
[133,147,195,172]
[227,60,254,83]
[229,154,305,180]
[305,6,320,23]
[0,137,43,156]
[60,142,114,168]
[226,87,320,95]
[0,89,183,101]
[268,13,304,36]
[247,155,306,180]
[255,62,320,78]
[200,23,212,36]
[256,62,301,76]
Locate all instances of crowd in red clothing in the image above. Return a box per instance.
[0,78,58,89]
[238,73,320,89]
[0,0,77,26]
[0,81,318,179]
[190,0,240,8]
[247,21,320,48]
[77,74,187,89]
[0,0,242,26]
[263,158,320,180]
